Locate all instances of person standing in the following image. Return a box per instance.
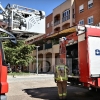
[54,59,69,100]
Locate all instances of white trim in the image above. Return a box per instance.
[79,19,84,25]
[79,4,84,13]
[47,23,49,28]
[78,33,85,42]
[87,16,93,25]
[88,0,93,9]
[51,21,53,26]
[62,9,70,17]
[88,36,100,77]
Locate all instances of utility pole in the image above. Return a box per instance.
[35,46,40,75]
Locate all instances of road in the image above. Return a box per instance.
[7,74,100,100]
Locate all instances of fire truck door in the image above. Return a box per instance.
[88,36,100,77]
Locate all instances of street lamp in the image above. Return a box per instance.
[35,46,40,75]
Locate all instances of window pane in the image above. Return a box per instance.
[82,21,84,24]
[88,0,93,8]
[88,18,90,24]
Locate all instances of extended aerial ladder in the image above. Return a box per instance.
[0,3,45,38]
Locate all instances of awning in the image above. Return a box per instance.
[46,27,76,39]
[26,26,77,44]
[25,34,43,41]
[59,27,76,34]
[46,32,58,39]
[25,34,45,44]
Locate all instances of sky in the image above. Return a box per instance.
[0,0,66,16]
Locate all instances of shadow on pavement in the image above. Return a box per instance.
[23,87,59,100]
[23,86,100,100]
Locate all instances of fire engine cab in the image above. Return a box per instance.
[59,25,100,89]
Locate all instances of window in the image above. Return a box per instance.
[79,19,84,25]
[62,9,70,22]
[62,9,70,18]
[88,16,93,25]
[79,4,84,13]
[47,23,49,28]
[51,21,53,26]
[88,0,93,9]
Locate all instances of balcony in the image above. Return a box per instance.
[52,44,59,53]
[45,43,52,49]
[62,15,70,22]
[54,20,60,26]
[52,39,59,45]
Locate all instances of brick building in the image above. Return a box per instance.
[46,13,53,35]
[26,0,100,73]
[75,0,100,26]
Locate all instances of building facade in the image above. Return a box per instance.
[75,0,100,26]
[53,0,75,33]
[26,0,100,73]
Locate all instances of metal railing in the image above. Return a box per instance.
[38,46,43,51]
[52,40,59,45]
[62,15,70,22]
[54,20,60,26]
[45,43,52,49]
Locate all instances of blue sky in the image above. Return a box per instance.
[0,0,66,16]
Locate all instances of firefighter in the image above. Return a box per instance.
[54,59,69,100]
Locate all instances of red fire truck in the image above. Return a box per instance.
[59,25,100,90]
[0,29,16,100]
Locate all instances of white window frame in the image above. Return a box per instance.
[88,16,93,25]
[51,21,53,26]
[62,9,70,18]
[88,0,93,9]
[47,23,49,28]
[79,19,84,25]
[79,4,84,13]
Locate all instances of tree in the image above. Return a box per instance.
[3,40,35,67]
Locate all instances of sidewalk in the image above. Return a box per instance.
[7,73,54,78]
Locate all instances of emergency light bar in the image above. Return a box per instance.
[76,24,100,35]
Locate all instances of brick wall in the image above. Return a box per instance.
[46,13,53,34]
[75,0,100,25]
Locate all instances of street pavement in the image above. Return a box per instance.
[7,74,100,100]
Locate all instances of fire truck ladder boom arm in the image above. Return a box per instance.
[0,28,16,43]
[0,3,46,39]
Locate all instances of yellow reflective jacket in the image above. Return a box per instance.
[54,65,68,82]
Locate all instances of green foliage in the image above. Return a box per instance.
[3,40,35,66]
[0,33,8,37]
[52,39,59,45]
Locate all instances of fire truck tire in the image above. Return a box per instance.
[1,95,7,100]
